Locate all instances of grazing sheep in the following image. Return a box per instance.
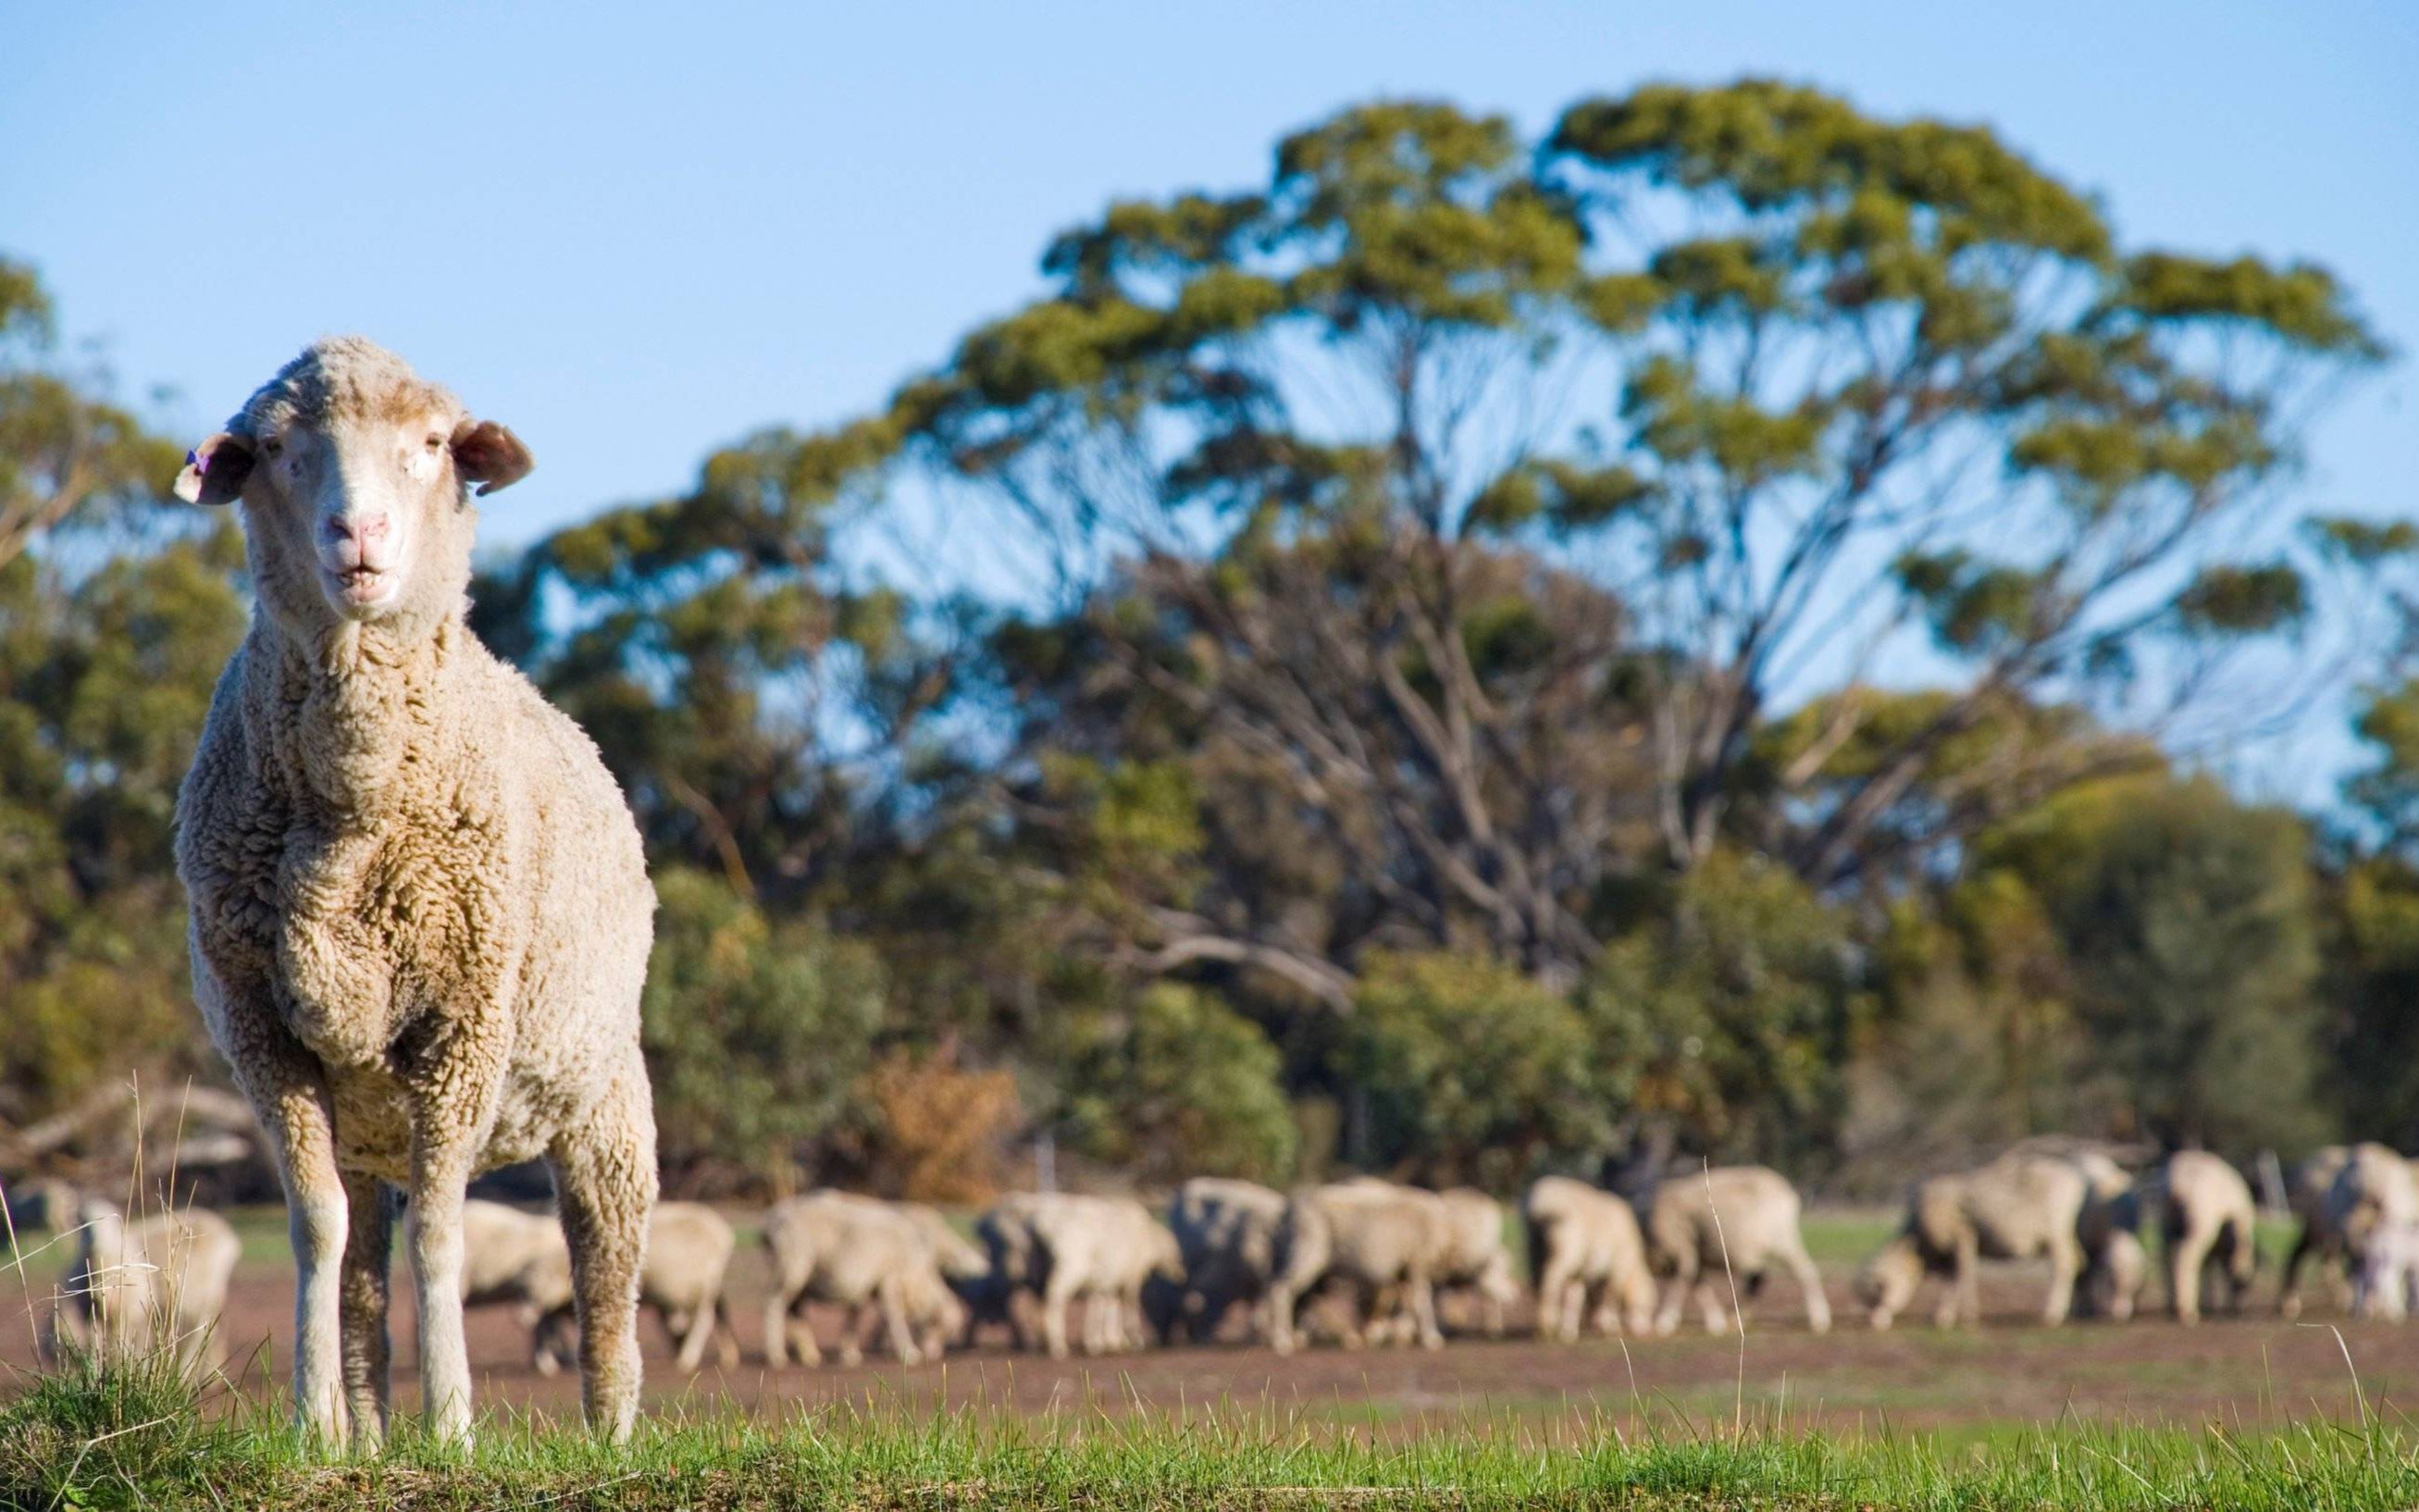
[172,339,657,1445]
[1267,1181,1449,1355]
[1161,1177,1287,1345]
[762,1191,958,1366]
[458,1198,573,1374]
[2279,1146,2354,1318]
[2147,1152,2257,1325]
[1855,1151,2088,1329]
[1644,1166,1830,1336]
[2072,1152,2146,1322]
[1430,1188,1521,1339]
[13,1186,239,1379]
[2355,1219,2419,1320]
[895,1202,992,1357]
[2328,1144,2419,1320]
[535,1203,741,1373]
[1023,1194,1181,1359]
[1521,1176,1656,1343]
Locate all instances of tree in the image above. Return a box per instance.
[606,83,2379,1011]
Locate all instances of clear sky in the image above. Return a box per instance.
[6,3,2414,793]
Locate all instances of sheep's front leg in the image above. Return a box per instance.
[338,1170,394,1450]
[406,1153,478,1444]
[548,1062,656,1442]
[256,1072,351,1446]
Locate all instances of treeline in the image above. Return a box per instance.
[4,81,2415,1198]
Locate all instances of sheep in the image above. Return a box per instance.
[2070,1151,2145,1322]
[761,1191,958,1366]
[1430,1187,1521,1339]
[11,1185,239,1379]
[895,1202,993,1357]
[457,1198,573,1374]
[1854,1150,2088,1329]
[1160,1177,1287,1345]
[533,1202,741,1373]
[2146,1151,2257,1325]
[1022,1194,1182,1358]
[2328,1144,2419,1320]
[1521,1176,1656,1343]
[172,339,658,1446]
[2279,1145,2354,1318]
[2355,1219,2419,1320]
[1644,1166,1830,1336]
[1266,1180,1449,1355]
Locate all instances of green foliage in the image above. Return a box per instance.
[1983,775,2326,1152]
[640,869,888,1189]
[1063,984,1296,1184]
[1345,950,1606,1186]
[1581,852,1865,1168]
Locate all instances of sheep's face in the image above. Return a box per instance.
[1853,1237,1922,1329]
[176,338,531,637]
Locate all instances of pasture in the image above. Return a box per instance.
[10,1207,2419,1508]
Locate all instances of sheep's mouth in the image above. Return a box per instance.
[324,564,399,611]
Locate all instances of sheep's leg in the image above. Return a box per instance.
[875,1278,923,1366]
[2042,1233,2079,1327]
[1267,1279,1302,1356]
[259,1072,351,1446]
[547,1065,657,1444]
[1951,1231,1981,1328]
[404,1166,476,1444]
[713,1295,742,1369]
[1654,1250,1695,1337]
[673,1301,714,1372]
[1407,1272,1444,1351]
[1536,1253,1578,1342]
[1041,1272,1080,1360]
[763,1285,792,1367]
[337,1170,394,1450]
[2170,1222,2209,1326]
[1780,1237,1831,1334]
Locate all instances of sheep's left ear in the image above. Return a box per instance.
[449,419,533,496]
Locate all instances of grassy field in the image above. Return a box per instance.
[7,1351,2419,1512]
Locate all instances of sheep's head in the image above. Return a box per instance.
[176,337,530,636]
[1853,1235,1923,1330]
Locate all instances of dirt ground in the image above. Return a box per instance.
[6,1216,2409,1439]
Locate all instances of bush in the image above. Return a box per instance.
[641,868,887,1191]
[1345,950,1607,1187]
[1064,984,1296,1184]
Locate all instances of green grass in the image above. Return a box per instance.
[8,1352,2419,1512]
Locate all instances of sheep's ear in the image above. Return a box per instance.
[450,419,533,497]
[173,432,254,506]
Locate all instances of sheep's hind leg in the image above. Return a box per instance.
[549,1066,657,1443]
[338,1171,395,1451]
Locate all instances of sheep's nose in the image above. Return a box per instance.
[323,513,391,565]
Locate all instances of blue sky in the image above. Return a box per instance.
[6,2,2415,795]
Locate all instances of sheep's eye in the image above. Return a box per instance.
[261,438,285,458]
[424,433,444,452]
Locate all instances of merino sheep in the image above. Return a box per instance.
[762,1191,958,1366]
[1430,1187,1521,1339]
[172,339,658,1445]
[2071,1152,2146,1322]
[1855,1151,2088,1329]
[1161,1177,1287,1345]
[13,1186,238,1379]
[1267,1181,1449,1355]
[1644,1166,1830,1336]
[2148,1151,2258,1325]
[2279,1145,2354,1318]
[532,1202,741,1373]
[2328,1144,2419,1320]
[1022,1194,1181,1358]
[895,1202,992,1357]
[1521,1176,1656,1343]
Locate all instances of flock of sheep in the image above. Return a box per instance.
[18,1139,2419,1386]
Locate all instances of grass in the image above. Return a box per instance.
[8,1350,2419,1512]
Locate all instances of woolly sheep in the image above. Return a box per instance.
[1267,1180,1449,1355]
[2328,1144,2419,1320]
[2278,1145,2353,1318]
[172,339,659,1445]
[1521,1175,1656,1343]
[761,1191,960,1367]
[11,1185,238,1380]
[1161,1177,1287,1345]
[1644,1166,1830,1336]
[2148,1151,2257,1325]
[2071,1152,2146,1322]
[1855,1150,2088,1329]
[1023,1194,1181,1358]
[1429,1187,1521,1339]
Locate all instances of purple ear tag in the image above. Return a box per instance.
[188,449,206,476]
